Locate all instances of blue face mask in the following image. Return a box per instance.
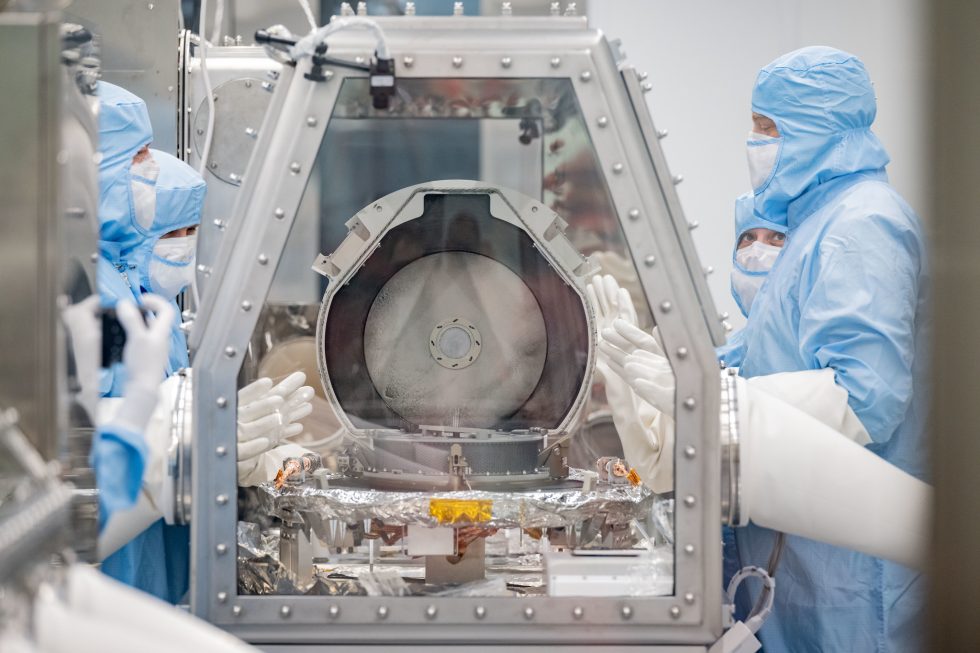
[148,234,196,298]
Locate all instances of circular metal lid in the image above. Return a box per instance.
[363,251,547,426]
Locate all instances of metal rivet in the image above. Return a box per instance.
[658,128,669,139]
[274,208,285,219]
[644,255,656,267]
[684,593,696,605]
[209,161,218,169]
[621,605,633,620]
[670,606,682,619]
[523,606,535,620]
[224,346,237,358]
[474,605,487,619]
[289,162,301,174]
[704,266,715,276]
[550,57,561,68]
[660,301,672,312]
[244,127,257,138]
[673,174,684,185]
[216,543,228,555]
[500,56,512,68]
[628,208,640,220]
[572,606,584,620]
[216,494,229,505]
[354,55,366,65]
[580,70,592,82]
[689,221,700,231]
[232,605,242,616]
[374,204,383,212]
[596,115,608,128]
[641,81,653,93]
[213,218,225,229]
[684,495,696,507]
[684,544,695,555]
[719,312,730,320]
[262,81,275,92]
[612,162,624,174]
[241,300,252,312]
[306,116,318,127]
[215,446,227,457]
[216,396,228,408]
[638,71,649,81]
[377,606,389,619]
[196,128,204,135]
[677,347,689,359]
[425,605,437,619]
[403,56,414,68]
[217,591,228,603]
[229,173,241,183]
[90,252,99,263]
[452,56,463,68]
[684,397,696,410]
[684,445,696,459]
[328,605,340,618]
[280,605,292,618]
[258,253,269,265]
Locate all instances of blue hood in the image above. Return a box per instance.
[131,149,206,292]
[97,82,154,260]
[730,191,784,317]
[751,46,890,228]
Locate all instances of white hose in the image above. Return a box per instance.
[209,0,224,44]
[296,0,318,31]
[289,16,391,61]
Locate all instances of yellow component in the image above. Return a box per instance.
[429,498,493,524]
[627,468,642,487]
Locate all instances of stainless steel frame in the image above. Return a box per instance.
[189,15,724,648]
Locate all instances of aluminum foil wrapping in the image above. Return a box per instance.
[256,472,654,531]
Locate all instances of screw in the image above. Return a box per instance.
[658,129,669,139]
[377,606,389,619]
[628,208,640,220]
[612,162,624,174]
[673,174,684,185]
[677,347,689,358]
[403,56,414,68]
[474,605,487,619]
[217,591,228,603]
[621,605,633,620]
[425,605,437,619]
[452,56,463,68]
[232,605,242,616]
[274,208,285,219]
[642,81,653,93]
[209,161,218,169]
[306,116,318,127]
[684,495,696,507]
[684,544,695,555]
[241,300,252,311]
[684,445,696,459]
[329,605,340,618]
[289,162,301,174]
[280,605,292,618]
[216,445,227,457]
[245,127,257,137]
[597,116,609,128]
[524,606,535,620]
[216,396,228,408]
[644,255,656,267]
[683,397,696,410]
[670,606,682,619]
[660,301,672,312]
[550,57,561,68]
[572,606,584,620]
[684,593,696,605]
[216,494,229,505]
[216,543,228,555]
[501,56,512,68]
[224,346,237,358]
[258,253,269,265]
[580,70,592,82]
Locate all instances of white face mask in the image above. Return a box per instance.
[149,234,197,298]
[746,131,781,191]
[732,241,782,314]
[130,154,160,231]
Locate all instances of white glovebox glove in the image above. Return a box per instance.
[238,442,316,487]
[237,372,315,484]
[736,375,930,569]
[62,294,101,421]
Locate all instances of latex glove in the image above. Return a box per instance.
[106,295,175,437]
[237,372,315,483]
[62,294,101,420]
[587,274,638,379]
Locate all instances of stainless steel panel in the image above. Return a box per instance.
[0,13,64,461]
[65,0,180,154]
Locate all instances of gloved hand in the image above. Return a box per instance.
[586,274,639,383]
[237,372,315,484]
[600,318,676,418]
[106,295,176,436]
[62,294,102,420]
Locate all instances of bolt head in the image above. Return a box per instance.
[474,605,487,619]
[280,605,292,618]
[580,70,592,82]
[258,253,269,265]
[597,115,609,128]
[628,208,640,220]
[677,347,689,358]
[452,56,464,68]
[274,207,286,219]
[241,300,252,311]
[684,592,696,605]
[684,543,695,555]
[621,605,633,620]
[683,397,696,409]
[217,591,228,603]
[660,300,672,312]
[684,445,696,459]
[216,494,229,505]
[216,396,228,408]
[658,128,669,139]
[550,57,561,68]
[289,162,301,174]
[232,605,242,616]
[216,543,228,555]
[403,56,414,68]
[670,605,682,619]
[224,346,237,358]
[644,255,656,267]
[425,605,438,619]
[329,605,341,618]
[684,495,696,507]
[612,162,624,174]
[377,606,389,619]
[523,606,535,620]
[306,116,318,127]
[572,606,584,619]
[501,56,512,68]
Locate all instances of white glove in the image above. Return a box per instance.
[598,318,675,418]
[105,295,175,437]
[237,372,315,484]
[62,294,101,420]
[587,276,673,493]
[238,442,314,487]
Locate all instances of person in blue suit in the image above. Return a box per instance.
[95,82,206,604]
[716,46,929,652]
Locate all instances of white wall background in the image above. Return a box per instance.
[589,0,927,327]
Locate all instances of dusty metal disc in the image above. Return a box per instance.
[363,251,547,426]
